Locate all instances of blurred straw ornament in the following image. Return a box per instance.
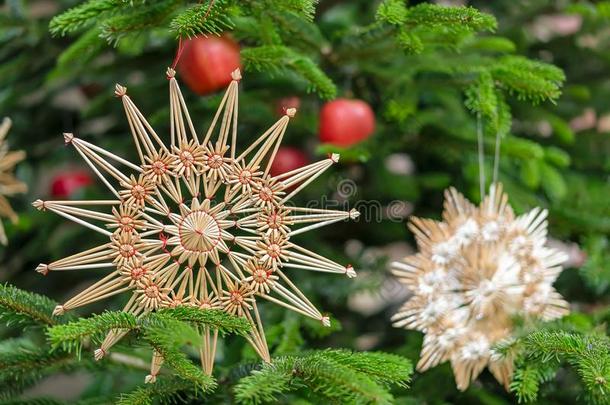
[391,184,570,391]
[33,67,358,381]
[0,118,27,245]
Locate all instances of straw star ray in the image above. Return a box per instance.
[0,117,27,245]
[35,68,358,381]
[391,184,569,391]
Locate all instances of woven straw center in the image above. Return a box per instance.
[178,209,222,253]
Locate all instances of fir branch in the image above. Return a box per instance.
[376,0,408,26]
[46,311,137,354]
[241,45,336,99]
[234,350,410,404]
[169,1,235,39]
[510,330,610,404]
[116,378,197,405]
[396,29,423,54]
[321,350,413,388]
[491,56,565,104]
[403,4,497,32]
[271,0,318,21]
[267,9,326,51]
[49,0,126,36]
[155,307,250,336]
[142,317,216,391]
[0,283,57,327]
[99,0,180,44]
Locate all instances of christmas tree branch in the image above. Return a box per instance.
[169,1,235,39]
[47,311,138,355]
[154,307,251,336]
[116,377,198,405]
[0,283,58,327]
[241,45,336,99]
[49,0,127,36]
[499,330,610,404]
[234,349,412,404]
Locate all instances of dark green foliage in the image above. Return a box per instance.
[169,1,235,39]
[241,46,336,99]
[505,330,610,404]
[234,350,412,404]
[0,283,58,327]
[116,378,197,405]
[47,311,138,354]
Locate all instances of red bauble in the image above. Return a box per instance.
[270,147,309,177]
[318,99,375,147]
[51,170,93,198]
[275,96,301,117]
[178,36,241,95]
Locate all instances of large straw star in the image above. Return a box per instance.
[35,68,358,381]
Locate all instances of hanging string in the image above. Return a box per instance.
[169,0,216,72]
[492,125,502,185]
[476,112,486,200]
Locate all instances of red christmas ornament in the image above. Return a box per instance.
[319,99,375,147]
[178,36,241,95]
[276,96,301,117]
[51,170,93,198]
[270,147,309,177]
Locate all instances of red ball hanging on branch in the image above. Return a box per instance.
[319,99,375,147]
[178,36,241,95]
[51,170,93,198]
[270,147,309,177]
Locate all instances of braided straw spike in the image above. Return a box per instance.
[0,117,26,245]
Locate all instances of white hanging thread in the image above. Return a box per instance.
[477,104,504,198]
[476,112,486,200]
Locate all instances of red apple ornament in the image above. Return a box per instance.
[178,36,241,95]
[270,147,309,177]
[319,99,375,147]
[51,170,93,198]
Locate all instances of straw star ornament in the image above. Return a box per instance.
[34,68,359,380]
[391,184,569,391]
[0,118,27,245]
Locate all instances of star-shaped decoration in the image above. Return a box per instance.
[34,68,359,381]
[391,184,569,391]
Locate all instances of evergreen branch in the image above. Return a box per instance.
[234,350,407,404]
[116,378,197,405]
[510,330,610,404]
[271,0,318,21]
[142,317,216,391]
[49,0,127,36]
[403,4,497,32]
[241,45,336,99]
[491,56,565,104]
[46,311,137,354]
[99,0,180,44]
[169,1,235,39]
[510,362,558,403]
[321,350,413,388]
[376,0,408,26]
[267,9,326,51]
[154,307,250,336]
[0,283,57,327]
